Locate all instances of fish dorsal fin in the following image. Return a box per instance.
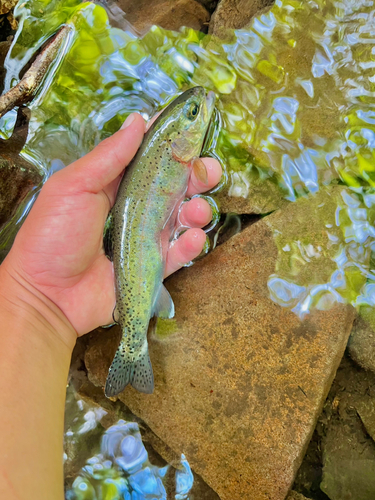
[103,211,114,261]
[153,284,175,319]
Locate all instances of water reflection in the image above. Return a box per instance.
[64,385,194,500]
[2,0,375,316]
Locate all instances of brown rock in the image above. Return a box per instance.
[85,211,355,500]
[116,0,210,33]
[209,0,274,38]
[0,0,17,16]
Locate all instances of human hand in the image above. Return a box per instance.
[0,113,222,341]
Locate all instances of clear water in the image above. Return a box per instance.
[64,383,194,500]
[2,0,375,322]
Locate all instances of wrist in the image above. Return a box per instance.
[0,259,77,353]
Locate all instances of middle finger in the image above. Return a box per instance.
[178,197,212,229]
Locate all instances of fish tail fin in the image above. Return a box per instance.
[105,342,154,398]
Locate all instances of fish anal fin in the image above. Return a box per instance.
[103,211,114,261]
[152,284,175,319]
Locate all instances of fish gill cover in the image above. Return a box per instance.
[1,0,375,325]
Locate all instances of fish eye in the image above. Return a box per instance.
[186,102,199,120]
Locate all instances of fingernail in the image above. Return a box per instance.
[121,113,136,130]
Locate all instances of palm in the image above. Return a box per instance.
[14,185,115,334]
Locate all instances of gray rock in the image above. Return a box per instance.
[317,355,375,500]
[321,413,375,500]
[286,492,312,500]
[348,310,375,373]
[357,398,375,443]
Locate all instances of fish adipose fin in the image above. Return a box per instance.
[152,284,175,319]
[105,344,154,397]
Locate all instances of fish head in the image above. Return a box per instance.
[152,86,216,164]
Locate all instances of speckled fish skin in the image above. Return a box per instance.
[105,87,215,397]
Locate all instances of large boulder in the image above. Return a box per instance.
[85,205,355,500]
[116,0,210,33]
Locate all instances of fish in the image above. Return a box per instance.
[103,86,216,397]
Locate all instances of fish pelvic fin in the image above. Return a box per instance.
[105,342,154,398]
[152,284,175,319]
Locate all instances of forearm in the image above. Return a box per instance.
[0,264,76,500]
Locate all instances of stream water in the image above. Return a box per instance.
[2,0,375,496]
[2,0,375,320]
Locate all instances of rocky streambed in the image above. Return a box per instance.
[2,0,375,499]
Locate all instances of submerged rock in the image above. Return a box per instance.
[0,109,43,252]
[116,0,210,33]
[85,209,355,500]
[215,175,288,214]
[0,40,11,94]
[209,0,274,37]
[0,156,41,227]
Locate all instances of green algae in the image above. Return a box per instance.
[1,0,375,315]
[154,318,179,339]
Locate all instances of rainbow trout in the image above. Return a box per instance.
[104,87,215,397]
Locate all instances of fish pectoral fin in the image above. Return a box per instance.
[105,344,154,397]
[191,157,208,185]
[153,284,175,319]
[103,211,114,261]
